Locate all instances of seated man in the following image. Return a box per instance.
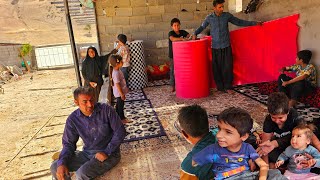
[50,86,126,180]
[278,49,317,107]
[175,104,217,179]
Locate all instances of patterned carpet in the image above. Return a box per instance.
[101,81,320,179]
[98,81,269,179]
[113,89,167,142]
[234,84,320,122]
[123,99,166,142]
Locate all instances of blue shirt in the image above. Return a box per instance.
[193,142,259,180]
[277,145,320,174]
[57,103,126,166]
[194,12,257,49]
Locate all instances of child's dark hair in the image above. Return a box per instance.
[213,0,225,7]
[267,92,289,115]
[178,104,209,137]
[73,86,94,100]
[117,34,127,44]
[297,50,312,64]
[108,54,123,86]
[293,123,317,140]
[218,107,253,137]
[170,18,180,26]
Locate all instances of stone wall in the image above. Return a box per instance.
[95,0,216,65]
[0,44,36,69]
[95,0,320,78]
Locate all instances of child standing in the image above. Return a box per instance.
[168,18,190,92]
[278,50,317,108]
[191,107,283,180]
[109,54,130,124]
[116,34,130,84]
[275,124,320,179]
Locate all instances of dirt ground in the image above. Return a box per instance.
[0,68,78,179]
[0,67,269,180]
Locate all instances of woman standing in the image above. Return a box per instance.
[82,46,117,103]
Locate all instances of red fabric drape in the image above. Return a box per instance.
[230,14,299,85]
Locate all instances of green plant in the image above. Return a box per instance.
[18,43,32,72]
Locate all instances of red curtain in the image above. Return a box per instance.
[230,14,299,85]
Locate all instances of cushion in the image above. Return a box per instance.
[256,81,320,108]
[256,81,278,95]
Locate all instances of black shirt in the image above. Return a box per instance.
[263,108,303,149]
[168,30,189,58]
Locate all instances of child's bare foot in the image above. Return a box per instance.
[122,119,133,124]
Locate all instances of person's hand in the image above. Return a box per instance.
[282,81,289,87]
[256,137,262,145]
[192,35,196,40]
[192,160,198,167]
[248,159,257,171]
[56,165,69,180]
[279,67,286,73]
[116,42,121,50]
[300,153,316,168]
[257,140,276,156]
[89,82,97,88]
[95,152,108,162]
[120,94,125,101]
[257,21,263,26]
[275,160,284,168]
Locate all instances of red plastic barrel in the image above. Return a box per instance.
[173,38,210,99]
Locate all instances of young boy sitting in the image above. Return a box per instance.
[278,50,317,108]
[192,107,286,180]
[176,104,217,179]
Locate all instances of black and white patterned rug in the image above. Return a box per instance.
[234,84,320,122]
[113,88,166,142]
[112,89,147,103]
[123,99,166,142]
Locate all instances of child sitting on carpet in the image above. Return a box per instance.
[176,104,217,179]
[275,124,320,179]
[192,107,286,180]
[257,92,320,170]
[109,54,131,124]
[257,92,304,169]
[278,49,317,108]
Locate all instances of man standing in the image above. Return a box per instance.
[50,87,126,179]
[193,0,262,93]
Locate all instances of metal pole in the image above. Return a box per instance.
[63,0,82,87]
